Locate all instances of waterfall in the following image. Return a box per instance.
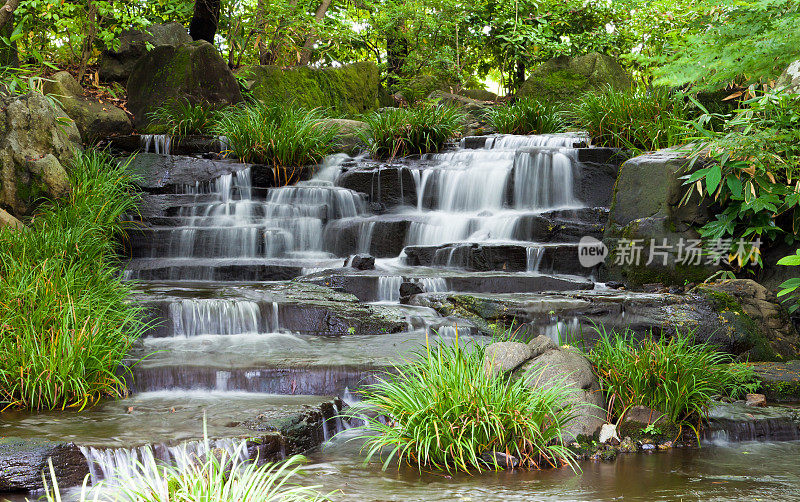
[140,134,172,155]
[377,276,403,302]
[170,299,261,337]
[526,246,545,273]
[419,277,447,292]
[513,148,578,209]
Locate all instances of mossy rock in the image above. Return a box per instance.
[127,40,243,129]
[517,52,632,104]
[245,62,379,116]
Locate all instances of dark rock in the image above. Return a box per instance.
[99,22,191,82]
[602,148,717,286]
[0,438,89,492]
[247,62,379,115]
[606,281,624,289]
[480,451,519,469]
[345,254,375,270]
[336,166,417,208]
[43,71,132,142]
[127,40,242,129]
[399,281,424,303]
[517,52,632,104]
[751,360,800,402]
[125,153,254,192]
[0,92,81,219]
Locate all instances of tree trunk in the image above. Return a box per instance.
[0,0,20,30]
[77,0,98,83]
[0,8,18,67]
[386,22,408,89]
[190,0,221,44]
[297,0,333,66]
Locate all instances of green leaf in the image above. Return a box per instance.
[706,165,722,194]
[777,254,800,266]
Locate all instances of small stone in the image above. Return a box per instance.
[658,441,673,450]
[746,393,767,407]
[345,254,375,270]
[619,437,637,453]
[606,281,625,289]
[641,443,656,451]
[398,281,424,303]
[598,424,621,444]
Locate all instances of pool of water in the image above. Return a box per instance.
[297,433,800,502]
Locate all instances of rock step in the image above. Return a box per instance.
[124,258,306,281]
[705,402,800,442]
[751,361,800,402]
[306,272,594,302]
[0,391,339,491]
[403,242,586,274]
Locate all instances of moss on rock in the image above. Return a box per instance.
[246,62,379,115]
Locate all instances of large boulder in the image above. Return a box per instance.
[0,437,89,491]
[517,52,632,104]
[0,92,81,219]
[127,40,243,129]
[43,71,132,142]
[0,208,22,229]
[246,62,379,115]
[518,341,606,441]
[99,22,192,82]
[602,148,717,286]
[776,60,800,94]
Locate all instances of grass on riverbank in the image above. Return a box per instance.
[586,327,758,425]
[42,445,327,502]
[488,98,567,135]
[345,340,579,473]
[0,149,146,410]
[359,104,465,159]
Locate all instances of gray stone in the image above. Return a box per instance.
[602,148,717,286]
[480,450,519,469]
[345,254,375,270]
[99,22,192,82]
[0,438,89,491]
[518,347,605,441]
[43,71,132,142]
[483,341,534,377]
[127,40,243,129]
[0,92,81,219]
[528,335,557,358]
[517,52,632,104]
[746,393,767,407]
[623,405,668,425]
[0,208,22,229]
[776,60,800,94]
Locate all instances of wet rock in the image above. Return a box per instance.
[0,208,23,229]
[399,281,424,303]
[751,360,800,402]
[517,346,605,441]
[602,147,716,287]
[618,436,637,453]
[323,215,419,258]
[746,393,767,407]
[483,341,533,377]
[606,281,624,289]
[127,40,242,129]
[99,22,192,82]
[43,71,132,142]
[480,451,519,469]
[624,405,668,426]
[0,437,89,492]
[705,401,800,442]
[0,92,80,219]
[345,254,375,270]
[336,166,417,208]
[125,153,255,192]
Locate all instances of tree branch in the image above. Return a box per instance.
[0,0,21,30]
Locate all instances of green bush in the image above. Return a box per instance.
[43,444,327,502]
[574,86,690,152]
[777,250,800,313]
[488,98,566,135]
[0,149,146,410]
[146,98,221,136]
[359,104,465,159]
[587,327,757,425]
[682,89,800,269]
[214,102,338,172]
[345,340,579,473]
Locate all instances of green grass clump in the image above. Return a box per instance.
[488,98,566,135]
[42,442,328,502]
[359,104,465,159]
[345,339,579,473]
[574,86,690,152]
[586,327,758,425]
[0,149,146,411]
[214,102,338,174]
[146,98,220,136]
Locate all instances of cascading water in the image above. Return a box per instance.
[170,299,261,337]
[377,276,403,302]
[141,134,171,155]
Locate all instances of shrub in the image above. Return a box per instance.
[574,86,690,152]
[42,443,327,502]
[214,102,338,176]
[682,89,800,269]
[777,250,800,313]
[359,104,465,159]
[0,149,146,410]
[146,98,220,136]
[487,98,566,135]
[587,327,758,425]
[344,339,579,473]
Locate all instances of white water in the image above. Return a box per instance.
[141,134,171,155]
